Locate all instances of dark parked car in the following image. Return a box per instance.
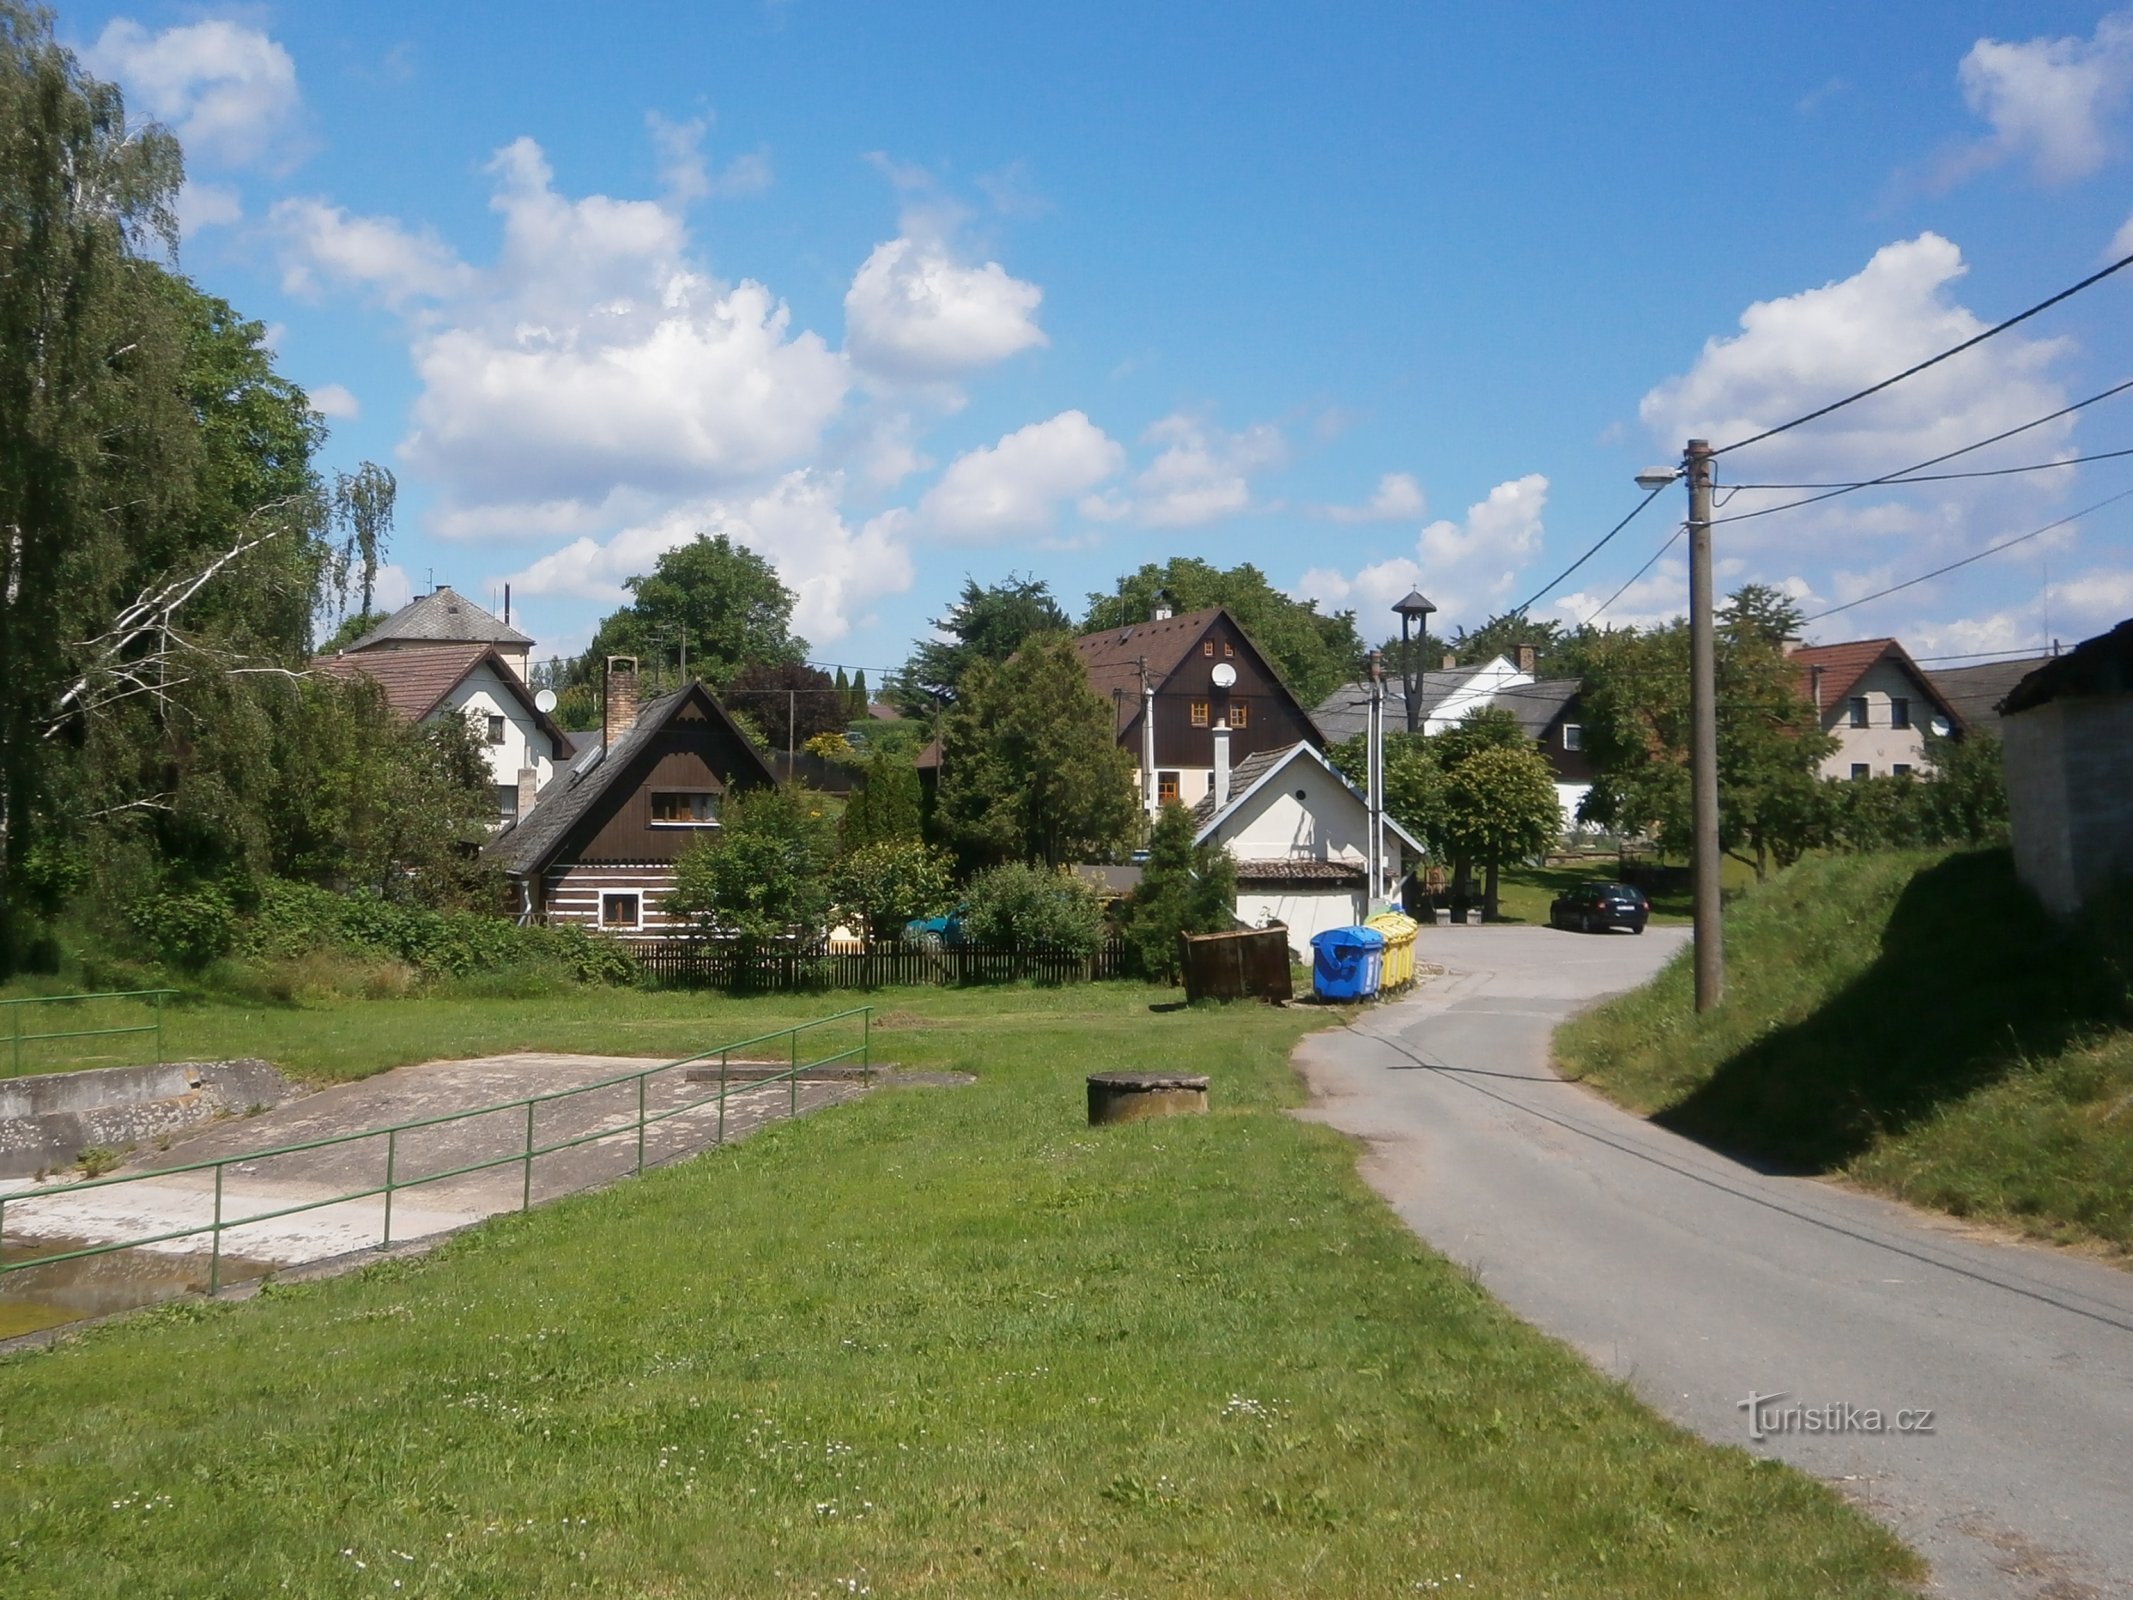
[1549,881,1649,934]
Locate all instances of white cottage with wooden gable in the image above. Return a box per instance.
[1190,741,1424,960]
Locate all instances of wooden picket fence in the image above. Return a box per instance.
[622,937,1129,991]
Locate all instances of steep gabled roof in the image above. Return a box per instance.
[1312,661,1517,743]
[311,643,574,756]
[1488,678,1581,740]
[1927,655,2054,730]
[1071,606,1324,743]
[2002,618,2133,715]
[1791,637,1964,731]
[488,681,778,878]
[348,585,532,652]
[1189,739,1425,858]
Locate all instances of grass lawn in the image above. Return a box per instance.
[1558,848,2133,1254]
[0,983,1917,1597]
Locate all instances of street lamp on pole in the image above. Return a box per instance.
[1392,589,1436,735]
[1636,454,1721,1012]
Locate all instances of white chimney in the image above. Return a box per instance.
[516,766,539,818]
[1152,587,1174,621]
[1212,715,1231,812]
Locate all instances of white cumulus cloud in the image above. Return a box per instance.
[1296,473,1550,627]
[1951,9,2133,184]
[269,197,474,307]
[918,411,1123,543]
[85,18,302,171]
[1090,413,1287,529]
[309,383,361,420]
[1321,472,1426,524]
[845,236,1047,381]
[503,471,913,646]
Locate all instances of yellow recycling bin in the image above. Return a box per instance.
[1364,912,1419,992]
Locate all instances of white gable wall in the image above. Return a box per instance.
[1424,655,1533,733]
[433,663,557,799]
[1217,758,1372,866]
[1818,659,1940,779]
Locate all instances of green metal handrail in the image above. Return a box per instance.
[1,989,177,1078]
[0,1007,871,1296]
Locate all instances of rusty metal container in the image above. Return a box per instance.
[1177,926,1294,1004]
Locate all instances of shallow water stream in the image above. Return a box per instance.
[0,1237,272,1339]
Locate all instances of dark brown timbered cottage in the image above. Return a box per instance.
[490,672,779,935]
[1071,605,1327,813]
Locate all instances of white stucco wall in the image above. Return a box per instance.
[435,664,556,800]
[1423,657,1533,732]
[1555,780,1592,833]
[1238,888,1366,960]
[1205,751,1418,908]
[2004,695,2133,916]
[1817,660,1939,779]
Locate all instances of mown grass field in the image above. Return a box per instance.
[0,984,1917,1597]
[1558,848,2133,1254]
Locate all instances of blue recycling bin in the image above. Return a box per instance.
[1311,925,1386,1001]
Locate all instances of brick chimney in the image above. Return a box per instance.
[603,655,640,748]
[1516,644,1536,674]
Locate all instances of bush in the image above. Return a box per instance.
[234,879,640,988]
[127,885,237,971]
[961,862,1104,956]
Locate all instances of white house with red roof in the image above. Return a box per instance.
[1788,637,1966,780]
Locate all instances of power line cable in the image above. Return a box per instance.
[1726,443,2133,493]
[1504,484,1668,615]
[1712,250,2133,458]
[1709,376,2133,525]
[1585,525,1685,625]
[1801,484,2133,625]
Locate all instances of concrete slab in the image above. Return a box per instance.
[0,1052,868,1269]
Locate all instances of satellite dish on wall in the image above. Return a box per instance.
[1211,663,1238,689]
[1929,715,1951,737]
[534,688,559,714]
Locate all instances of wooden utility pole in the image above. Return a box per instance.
[1685,438,1723,1011]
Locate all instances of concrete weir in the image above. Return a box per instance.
[0,1059,293,1178]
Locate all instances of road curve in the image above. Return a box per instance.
[1296,924,2133,1600]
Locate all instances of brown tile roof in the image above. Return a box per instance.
[1070,605,1326,745]
[312,643,494,721]
[1233,858,1364,885]
[1073,606,1228,734]
[311,643,575,756]
[1790,637,1963,731]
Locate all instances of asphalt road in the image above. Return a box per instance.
[1296,924,2133,1600]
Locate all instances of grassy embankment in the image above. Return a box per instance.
[0,984,1915,1597]
[1559,847,2133,1253]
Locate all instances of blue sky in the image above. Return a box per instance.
[65,1,2133,680]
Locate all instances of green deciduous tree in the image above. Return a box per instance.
[1117,801,1237,982]
[665,786,837,956]
[831,838,953,950]
[1329,731,1448,854]
[935,634,1140,870]
[893,574,1069,715]
[580,533,803,695]
[1442,742,1560,921]
[1083,558,1363,707]
[1566,587,1834,881]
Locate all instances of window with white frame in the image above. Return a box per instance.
[650,790,720,826]
[1562,723,1583,752]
